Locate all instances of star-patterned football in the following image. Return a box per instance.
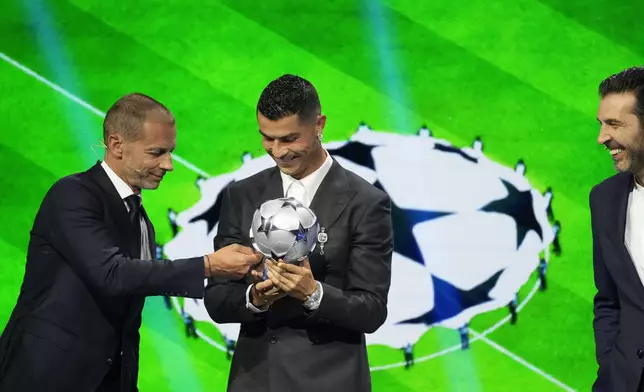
[249,197,320,263]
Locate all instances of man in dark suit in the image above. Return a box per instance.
[204,74,393,392]
[0,93,262,392]
[592,66,644,392]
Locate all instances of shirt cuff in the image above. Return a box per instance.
[245,284,268,313]
[303,281,323,310]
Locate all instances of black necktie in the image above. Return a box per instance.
[124,195,141,225]
[124,195,142,254]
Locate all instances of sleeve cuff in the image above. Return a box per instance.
[303,281,323,310]
[245,284,268,313]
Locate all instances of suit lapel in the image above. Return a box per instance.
[254,167,284,209]
[253,161,354,272]
[308,159,355,232]
[607,173,644,303]
[86,161,139,258]
[613,173,632,250]
[87,162,145,339]
[263,161,355,322]
[255,161,355,228]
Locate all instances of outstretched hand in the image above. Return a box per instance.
[204,244,263,279]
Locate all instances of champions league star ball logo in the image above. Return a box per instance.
[163,125,554,349]
[249,197,320,264]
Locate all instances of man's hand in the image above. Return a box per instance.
[249,260,267,283]
[204,244,263,279]
[249,259,286,308]
[265,258,317,302]
[250,279,287,308]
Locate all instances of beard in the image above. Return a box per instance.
[627,150,644,174]
[619,138,644,175]
[612,128,644,175]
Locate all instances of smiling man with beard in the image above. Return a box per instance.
[591,66,644,392]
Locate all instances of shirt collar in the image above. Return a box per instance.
[100,160,138,201]
[280,150,333,200]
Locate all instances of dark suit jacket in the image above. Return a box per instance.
[0,162,205,392]
[204,159,393,392]
[591,172,644,392]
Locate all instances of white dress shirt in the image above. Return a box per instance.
[280,152,333,207]
[626,179,644,288]
[100,161,152,260]
[246,151,333,313]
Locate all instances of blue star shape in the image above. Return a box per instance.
[189,180,232,232]
[480,179,543,249]
[373,181,451,266]
[328,141,377,170]
[397,269,504,325]
[289,223,307,243]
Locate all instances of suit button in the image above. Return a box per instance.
[270,336,277,344]
[637,349,643,359]
[107,358,113,365]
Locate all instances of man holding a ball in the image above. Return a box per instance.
[204,74,394,392]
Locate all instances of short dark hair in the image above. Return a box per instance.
[599,66,644,126]
[257,74,320,123]
[103,93,174,142]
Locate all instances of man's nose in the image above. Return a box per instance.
[160,153,174,171]
[597,126,611,146]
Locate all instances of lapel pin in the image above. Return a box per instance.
[318,227,327,255]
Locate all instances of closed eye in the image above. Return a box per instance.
[147,148,174,156]
[259,130,298,143]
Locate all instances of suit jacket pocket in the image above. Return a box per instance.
[20,316,77,352]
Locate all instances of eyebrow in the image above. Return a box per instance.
[597,118,626,126]
[146,146,175,152]
[258,130,298,139]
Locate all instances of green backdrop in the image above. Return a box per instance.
[1,0,639,390]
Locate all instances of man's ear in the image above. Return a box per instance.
[316,114,327,136]
[107,134,124,159]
